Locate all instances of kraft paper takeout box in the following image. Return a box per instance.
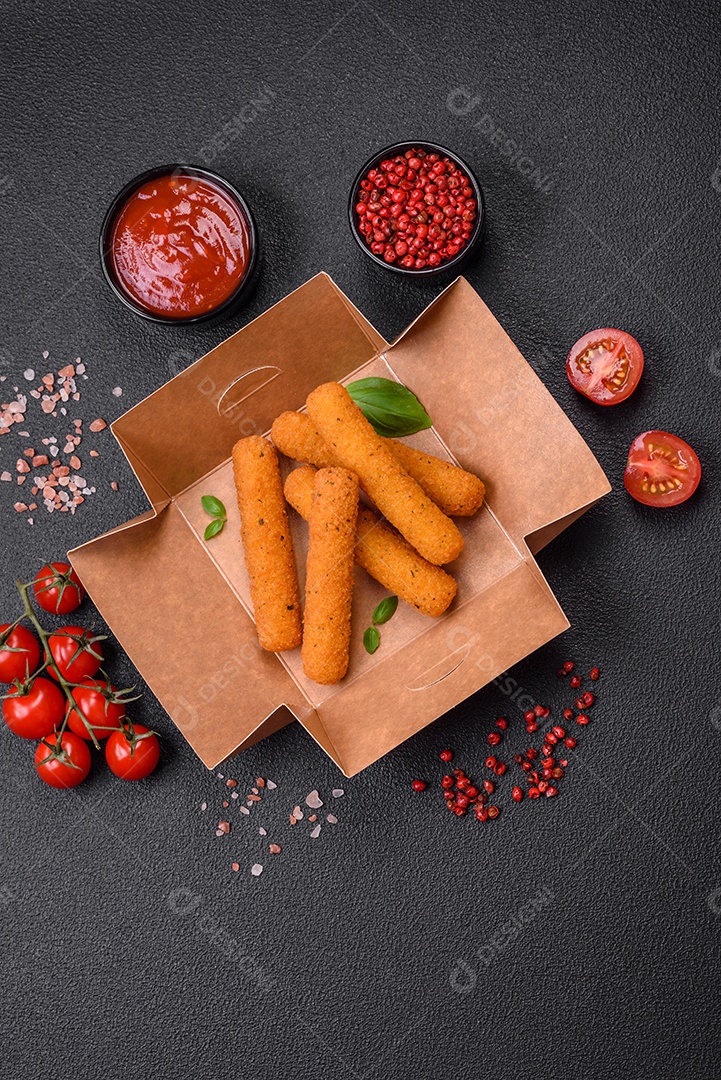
[69,274,610,776]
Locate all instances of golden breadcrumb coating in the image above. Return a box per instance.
[231,436,301,652]
[306,382,463,565]
[272,410,484,517]
[301,468,358,685]
[285,466,457,618]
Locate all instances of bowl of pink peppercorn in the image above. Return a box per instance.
[348,141,485,276]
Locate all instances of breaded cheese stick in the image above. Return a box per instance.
[285,467,456,618]
[272,410,485,517]
[232,436,301,652]
[306,382,464,566]
[302,468,358,685]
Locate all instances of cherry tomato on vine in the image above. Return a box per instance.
[2,676,65,739]
[66,676,126,740]
[105,725,160,781]
[624,430,701,507]
[34,731,91,789]
[33,562,84,615]
[0,624,40,683]
[566,328,644,405]
[47,626,103,683]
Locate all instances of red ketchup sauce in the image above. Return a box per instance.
[110,173,251,318]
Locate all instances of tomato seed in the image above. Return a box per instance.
[412,779,427,791]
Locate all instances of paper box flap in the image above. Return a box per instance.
[385,277,611,550]
[70,501,310,767]
[110,273,387,502]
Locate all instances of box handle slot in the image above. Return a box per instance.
[406,644,471,691]
[217,365,283,419]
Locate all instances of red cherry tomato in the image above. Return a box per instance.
[2,676,65,739]
[624,430,701,507]
[34,731,91,789]
[105,725,160,780]
[66,677,126,740]
[0,624,41,683]
[566,328,644,405]
[47,626,103,683]
[33,562,85,614]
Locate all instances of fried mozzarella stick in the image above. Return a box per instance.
[302,468,358,685]
[232,436,302,652]
[306,382,464,566]
[285,466,457,618]
[272,410,485,517]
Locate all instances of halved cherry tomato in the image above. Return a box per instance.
[567,328,644,405]
[105,724,160,781]
[624,430,701,507]
[33,562,84,615]
[66,676,126,740]
[0,624,40,684]
[2,676,65,739]
[47,626,103,683]
[35,731,91,789]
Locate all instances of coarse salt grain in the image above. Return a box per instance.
[269,844,281,854]
[250,863,263,877]
[332,789,345,798]
[310,825,321,839]
[23,370,34,381]
[305,790,323,809]
[112,387,122,397]
[266,779,277,790]
[326,814,338,825]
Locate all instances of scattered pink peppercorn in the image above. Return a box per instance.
[590,667,600,681]
[487,805,500,820]
[487,731,502,746]
[564,736,577,749]
[440,749,453,762]
[576,714,590,725]
[512,786,523,802]
[412,779,427,792]
[495,717,508,730]
[483,779,495,794]
[581,691,595,707]
[570,675,582,689]
[485,755,497,770]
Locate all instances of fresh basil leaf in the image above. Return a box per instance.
[347,377,432,438]
[201,494,227,518]
[372,595,398,625]
[204,518,226,541]
[363,626,381,655]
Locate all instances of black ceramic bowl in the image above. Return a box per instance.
[99,163,259,325]
[348,141,485,278]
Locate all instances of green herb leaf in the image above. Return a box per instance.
[204,518,226,541]
[201,494,227,518]
[372,595,398,625]
[347,377,432,438]
[363,626,381,655]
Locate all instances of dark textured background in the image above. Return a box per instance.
[1,2,720,1077]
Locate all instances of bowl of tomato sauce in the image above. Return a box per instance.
[100,165,259,324]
